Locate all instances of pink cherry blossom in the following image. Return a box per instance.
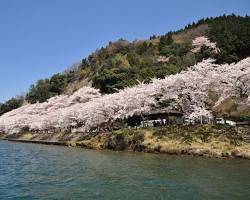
[0,57,249,134]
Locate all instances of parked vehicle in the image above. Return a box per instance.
[216,118,236,126]
[143,119,166,127]
[184,117,195,125]
[216,118,226,124]
[225,120,236,126]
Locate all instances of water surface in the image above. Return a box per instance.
[0,141,249,200]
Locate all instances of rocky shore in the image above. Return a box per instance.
[1,125,250,159]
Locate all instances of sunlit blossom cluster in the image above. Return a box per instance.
[191,36,220,53]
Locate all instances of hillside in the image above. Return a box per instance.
[0,14,250,119]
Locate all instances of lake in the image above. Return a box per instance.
[0,141,249,200]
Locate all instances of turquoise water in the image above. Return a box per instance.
[0,141,250,200]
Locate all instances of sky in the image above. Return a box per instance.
[0,0,249,103]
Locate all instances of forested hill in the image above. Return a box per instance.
[1,14,250,116]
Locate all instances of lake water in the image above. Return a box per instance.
[0,141,250,200]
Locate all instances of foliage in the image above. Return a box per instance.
[87,15,250,94]
[214,97,250,121]
[208,15,250,63]
[158,33,174,55]
[0,97,24,116]
[107,129,145,151]
[26,73,70,103]
[151,124,245,145]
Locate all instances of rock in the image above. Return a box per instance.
[104,137,128,150]
[201,149,210,154]
[221,152,231,157]
[188,148,204,156]
[242,153,250,160]
[213,152,222,158]
[132,144,146,152]
[79,143,89,148]
[115,140,127,150]
[71,142,77,147]
[145,149,154,153]
[157,147,183,155]
[231,150,243,158]
[166,149,182,155]
[181,149,188,154]
[153,145,161,152]
[203,154,212,158]
[67,142,76,147]
[105,140,116,150]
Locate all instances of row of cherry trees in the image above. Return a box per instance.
[0,57,249,134]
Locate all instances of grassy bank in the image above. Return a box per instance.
[74,125,250,159]
[2,125,250,159]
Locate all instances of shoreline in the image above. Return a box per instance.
[2,138,67,146]
[1,125,250,160]
[2,137,249,160]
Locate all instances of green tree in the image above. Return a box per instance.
[136,41,148,55]
[50,73,68,94]
[26,79,52,103]
[0,96,24,116]
[158,34,173,55]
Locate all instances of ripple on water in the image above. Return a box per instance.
[0,141,250,200]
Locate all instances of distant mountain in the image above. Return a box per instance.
[1,14,250,116]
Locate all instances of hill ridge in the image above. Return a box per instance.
[0,14,250,117]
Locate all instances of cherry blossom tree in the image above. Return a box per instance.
[191,36,220,53]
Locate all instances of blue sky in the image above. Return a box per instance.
[0,0,249,103]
